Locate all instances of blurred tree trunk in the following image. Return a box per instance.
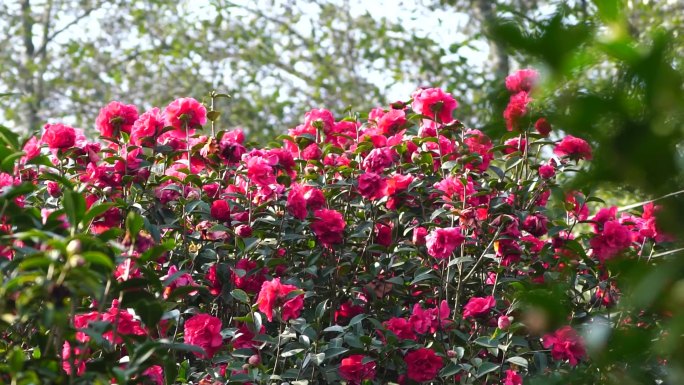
[476,0,509,80]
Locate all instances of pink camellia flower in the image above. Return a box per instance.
[246,155,277,187]
[503,137,527,155]
[210,200,231,222]
[535,117,552,136]
[554,135,592,161]
[505,69,539,93]
[566,191,590,221]
[311,209,346,246]
[235,224,253,238]
[184,313,223,359]
[412,227,428,245]
[338,355,376,385]
[62,341,87,376]
[522,213,548,237]
[362,147,397,173]
[130,107,164,146]
[164,97,207,131]
[542,325,586,366]
[504,91,531,131]
[425,227,464,259]
[357,172,387,200]
[101,300,146,343]
[96,101,138,138]
[42,123,76,149]
[411,87,458,123]
[287,183,308,220]
[404,348,443,382]
[463,295,496,319]
[590,220,633,262]
[162,265,198,299]
[301,143,322,160]
[302,186,326,210]
[256,278,304,322]
[410,300,451,334]
[504,369,523,385]
[304,108,335,134]
[21,136,41,163]
[463,129,494,171]
[46,181,61,197]
[376,108,406,135]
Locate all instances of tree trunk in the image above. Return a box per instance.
[476,0,509,79]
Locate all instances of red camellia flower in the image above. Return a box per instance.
[256,278,304,322]
[205,264,222,296]
[463,295,496,319]
[535,117,552,136]
[42,123,76,149]
[310,209,345,246]
[411,87,458,123]
[357,172,387,200]
[404,348,443,382]
[334,300,364,324]
[131,107,164,146]
[503,91,531,131]
[164,97,207,131]
[553,135,592,161]
[383,317,417,341]
[538,163,556,179]
[590,220,633,262]
[96,101,139,138]
[143,365,164,385]
[210,200,231,222]
[231,258,268,294]
[542,325,586,366]
[184,313,223,359]
[425,227,464,259]
[338,355,376,384]
[504,369,523,385]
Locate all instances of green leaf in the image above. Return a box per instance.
[440,362,463,377]
[1,151,23,173]
[82,202,116,229]
[231,289,250,304]
[126,210,145,236]
[476,362,500,378]
[81,251,114,269]
[506,356,528,368]
[323,347,348,360]
[62,189,86,229]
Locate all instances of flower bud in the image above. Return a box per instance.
[498,315,512,330]
[248,354,260,366]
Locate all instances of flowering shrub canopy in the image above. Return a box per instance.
[0,72,676,385]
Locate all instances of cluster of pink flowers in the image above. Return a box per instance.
[2,68,674,385]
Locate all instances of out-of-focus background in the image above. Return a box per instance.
[2,0,680,141]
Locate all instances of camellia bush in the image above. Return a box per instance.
[0,70,677,384]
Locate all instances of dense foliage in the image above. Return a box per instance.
[0,70,678,385]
